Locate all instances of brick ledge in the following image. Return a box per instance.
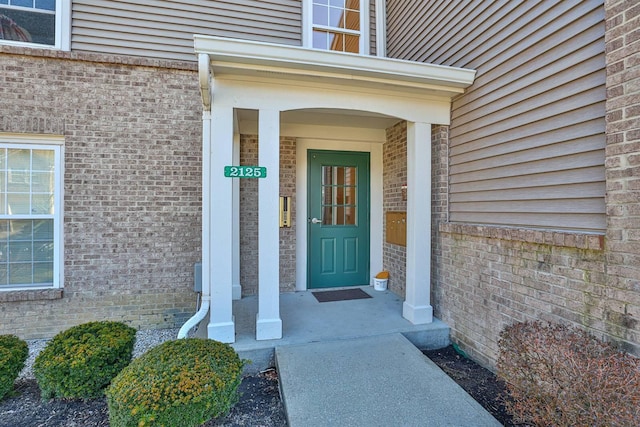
[439,222,604,250]
[0,289,63,303]
[0,45,197,71]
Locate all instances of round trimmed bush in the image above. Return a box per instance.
[33,321,137,399]
[106,338,244,427]
[0,334,29,400]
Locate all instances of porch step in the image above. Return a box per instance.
[228,289,450,373]
[275,333,502,427]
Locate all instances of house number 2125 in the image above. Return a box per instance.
[224,166,267,178]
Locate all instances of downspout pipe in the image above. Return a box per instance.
[178,54,212,339]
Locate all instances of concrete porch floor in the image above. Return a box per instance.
[213,286,450,372]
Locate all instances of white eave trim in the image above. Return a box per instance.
[193,36,476,97]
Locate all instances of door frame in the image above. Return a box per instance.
[296,138,383,291]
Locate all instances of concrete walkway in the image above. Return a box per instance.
[276,334,502,427]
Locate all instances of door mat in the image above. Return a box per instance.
[312,288,372,303]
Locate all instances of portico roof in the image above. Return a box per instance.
[193,36,476,111]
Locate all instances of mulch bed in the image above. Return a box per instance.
[423,346,518,426]
[1,346,516,426]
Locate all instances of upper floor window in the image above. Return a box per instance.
[309,0,367,54]
[0,139,63,290]
[0,0,70,50]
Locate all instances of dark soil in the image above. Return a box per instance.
[1,346,515,426]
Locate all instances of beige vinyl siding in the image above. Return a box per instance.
[387,0,606,231]
[72,0,302,61]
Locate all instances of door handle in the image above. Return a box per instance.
[310,217,322,224]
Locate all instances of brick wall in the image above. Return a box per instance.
[431,125,449,311]
[603,0,640,354]
[383,121,407,295]
[239,135,296,295]
[0,47,202,339]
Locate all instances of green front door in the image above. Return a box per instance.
[308,150,370,288]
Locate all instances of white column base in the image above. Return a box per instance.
[402,302,433,325]
[256,315,283,341]
[208,320,235,343]
[232,284,242,300]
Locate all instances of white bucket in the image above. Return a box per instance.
[373,278,388,291]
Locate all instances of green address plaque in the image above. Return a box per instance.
[224,165,267,178]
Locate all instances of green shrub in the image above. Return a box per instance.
[0,334,29,400]
[497,321,640,427]
[33,321,137,399]
[106,338,245,427]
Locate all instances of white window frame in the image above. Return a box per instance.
[0,0,71,51]
[0,135,64,291]
[303,0,370,55]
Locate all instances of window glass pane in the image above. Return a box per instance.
[0,149,6,170]
[9,241,31,262]
[329,6,344,28]
[313,30,328,49]
[7,193,30,214]
[346,0,360,9]
[330,32,344,51]
[323,185,333,205]
[336,186,344,204]
[345,206,356,225]
[345,10,359,30]
[9,262,32,285]
[344,167,356,185]
[0,7,55,45]
[33,261,53,283]
[10,0,32,7]
[0,242,7,262]
[31,193,53,214]
[35,0,55,11]
[329,0,345,7]
[7,148,29,170]
[32,171,53,192]
[33,241,53,261]
[336,206,345,225]
[8,220,32,241]
[312,4,327,26]
[33,219,53,240]
[322,166,332,185]
[344,186,356,204]
[0,265,6,285]
[7,171,30,192]
[32,149,54,170]
[344,34,359,53]
[322,206,332,225]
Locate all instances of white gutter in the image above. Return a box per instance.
[178,55,212,339]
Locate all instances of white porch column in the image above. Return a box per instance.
[403,121,434,324]
[208,104,236,342]
[232,131,242,300]
[256,108,283,340]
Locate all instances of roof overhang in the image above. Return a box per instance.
[193,36,476,111]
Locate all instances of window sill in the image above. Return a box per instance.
[439,223,604,251]
[0,288,63,303]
